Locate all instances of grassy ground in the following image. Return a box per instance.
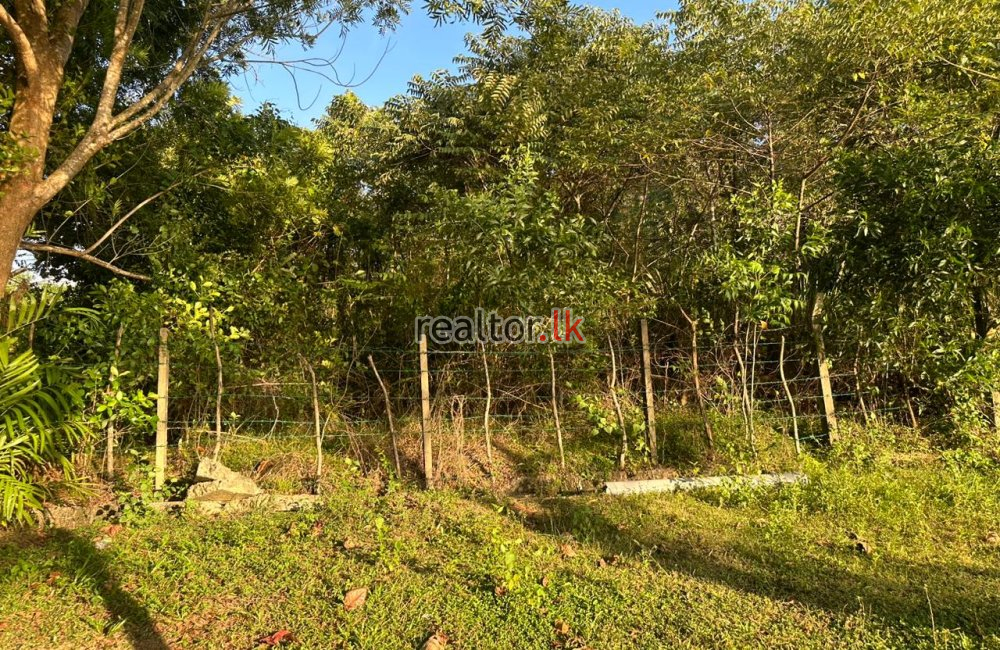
[1,425,999,649]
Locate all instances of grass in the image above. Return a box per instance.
[1,424,999,648]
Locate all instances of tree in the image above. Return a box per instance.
[0,0,523,293]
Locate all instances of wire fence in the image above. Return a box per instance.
[135,319,923,488]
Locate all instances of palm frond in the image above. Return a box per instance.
[0,292,89,526]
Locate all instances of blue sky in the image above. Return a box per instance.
[229,2,673,125]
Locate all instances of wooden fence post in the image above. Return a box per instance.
[548,347,566,469]
[479,342,494,469]
[154,327,169,492]
[419,332,434,489]
[639,319,658,461]
[811,293,839,444]
[682,310,714,450]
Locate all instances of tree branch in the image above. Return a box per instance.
[801,75,879,184]
[0,4,40,79]
[937,56,1000,82]
[85,175,194,254]
[15,0,48,28]
[95,0,145,124]
[111,1,242,129]
[50,0,89,66]
[19,241,152,282]
[34,130,110,207]
[33,1,228,204]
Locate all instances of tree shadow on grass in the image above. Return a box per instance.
[505,495,1000,639]
[0,529,169,649]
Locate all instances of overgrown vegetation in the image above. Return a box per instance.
[3,0,996,474]
[1,0,999,645]
[0,291,88,525]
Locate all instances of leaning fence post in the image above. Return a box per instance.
[419,332,434,489]
[811,293,839,444]
[639,319,658,461]
[154,327,170,492]
[368,354,401,476]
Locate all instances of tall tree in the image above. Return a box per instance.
[0,0,522,292]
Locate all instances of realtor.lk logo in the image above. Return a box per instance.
[415,308,585,345]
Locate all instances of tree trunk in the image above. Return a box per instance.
[779,335,801,455]
[0,201,33,292]
[0,9,79,294]
[0,85,56,290]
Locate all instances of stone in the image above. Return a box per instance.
[186,458,263,503]
[189,493,322,515]
[195,458,247,483]
[43,504,97,529]
[186,479,262,502]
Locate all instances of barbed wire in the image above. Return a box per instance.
[120,323,959,481]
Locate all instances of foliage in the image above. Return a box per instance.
[16,0,1000,464]
[0,290,89,526]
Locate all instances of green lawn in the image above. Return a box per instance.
[1,447,999,649]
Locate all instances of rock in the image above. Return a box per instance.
[186,458,263,503]
[180,458,318,515]
[195,458,247,483]
[604,472,807,496]
[43,504,97,529]
[186,476,262,502]
[422,633,448,650]
[189,493,322,515]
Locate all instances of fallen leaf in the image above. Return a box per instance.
[45,572,61,586]
[560,543,576,559]
[258,629,293,646]
[344,587,368,611]
[311,521,324,537]
[254,459,275,478]
[595,558,607,568]
[422,632,448,650]
[554,620,571,636]
[103,524,123,538]
[985,531,999,546]
[540,575,551,587]
[342,537,361,550]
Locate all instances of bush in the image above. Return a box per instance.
[0,290,89,526]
